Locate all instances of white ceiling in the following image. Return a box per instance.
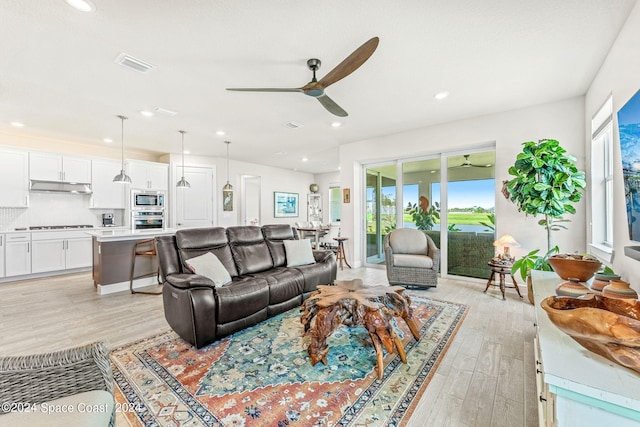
[0,0,636,174]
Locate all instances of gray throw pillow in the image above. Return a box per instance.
[284,239,316,267]
[185,252,232,287]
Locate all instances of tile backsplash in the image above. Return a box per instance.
[0,193,125,231]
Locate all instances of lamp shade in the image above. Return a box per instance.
[493,234,521,248]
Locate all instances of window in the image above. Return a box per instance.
[590,96,614,255]
[329,187,341,222]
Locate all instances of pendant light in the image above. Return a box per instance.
[113,115,132,184]
[176,130,190,188]
[223,141,233,192]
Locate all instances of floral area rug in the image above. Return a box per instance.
[111,295,468,427]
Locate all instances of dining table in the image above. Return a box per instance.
[296,226,330,249]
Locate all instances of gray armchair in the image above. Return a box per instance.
[0,342,115,426]
[384,228,440,288]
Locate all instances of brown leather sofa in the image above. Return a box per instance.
[155,224,337,348]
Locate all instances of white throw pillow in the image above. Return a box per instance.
[185,252,232,287]
[284,239,316,267]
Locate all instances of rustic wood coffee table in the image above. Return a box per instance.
[300,278,420,378]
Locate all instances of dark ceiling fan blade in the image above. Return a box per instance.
[317,94,348,117]
[226,88,303,93]
[317,37,379,89]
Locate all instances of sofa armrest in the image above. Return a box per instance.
[165,273,216,290]
[313,249,335,263]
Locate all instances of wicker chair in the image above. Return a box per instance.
[384,228,440,288]
[0,342,114,426]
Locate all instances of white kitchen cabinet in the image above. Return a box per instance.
[29,152,91,183]
[90,159,126,209]
[5,233,31,277]
[31,239,66,273]
[31,231,92,273]
[0,234,5,278]
[0,148,29,207]
[65,237,92,269]
[127,160,168,191]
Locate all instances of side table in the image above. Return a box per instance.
[333,237,352,270]
[484,261,522,300]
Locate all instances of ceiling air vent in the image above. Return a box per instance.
[115,53,154,74]
[153,107,178,117]
[283,121,304,129]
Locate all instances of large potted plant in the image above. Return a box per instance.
[506,139,586,302]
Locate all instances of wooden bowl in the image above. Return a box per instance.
[540,294,640,374]
[547,256,602,282]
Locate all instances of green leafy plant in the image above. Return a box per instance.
[507,139,586,251]
[479,213,495,232]
[511,246,559,282]
[406,201,440,230]
[448,223,461,232]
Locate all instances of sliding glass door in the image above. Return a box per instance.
[363,150,496,280]
[365,165,396,264]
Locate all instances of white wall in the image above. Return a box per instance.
[585,0,640,288]
[340,97,586,267]
[162,153,316,228]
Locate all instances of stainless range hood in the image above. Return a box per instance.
[29,180,92,194]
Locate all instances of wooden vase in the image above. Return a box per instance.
[602,280,639,299]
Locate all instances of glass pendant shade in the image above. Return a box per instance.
[176,130,190,188]
[113,115,132,184]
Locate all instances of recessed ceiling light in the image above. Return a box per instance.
[103,138,113,143]
[140,110,154,117]
[183,150,190,155]
[301,157,308,162]
[331,122,342,128]
[216,130,226,136]
[66,0,95,12]
[434,91,449,100]
[10,122,24,127]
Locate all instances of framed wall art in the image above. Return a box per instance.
[274,191,299,217]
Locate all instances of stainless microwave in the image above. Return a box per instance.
[132,191,165,209]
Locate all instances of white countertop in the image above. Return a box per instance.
[88,227,177,242]
[532,270,640,416]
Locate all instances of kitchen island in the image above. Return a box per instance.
[89,228,176,295]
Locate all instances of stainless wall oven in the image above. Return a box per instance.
[132,210,164,230]
[131,190,165,230]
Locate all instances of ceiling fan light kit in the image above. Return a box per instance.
[450,154,492,169]
[226,36,379,117]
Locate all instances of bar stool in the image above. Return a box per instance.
[130,239,162,295]
[333,237,352,270]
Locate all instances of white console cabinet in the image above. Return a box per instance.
[532,271,640,426]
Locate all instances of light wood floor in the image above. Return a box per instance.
[0,268,538,426]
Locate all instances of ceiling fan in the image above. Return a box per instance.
[450,154,492,169]
[226,37,379,117]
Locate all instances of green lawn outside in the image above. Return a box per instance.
[401,212,492,225]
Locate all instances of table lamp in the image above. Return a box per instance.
[493,234,521,261]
